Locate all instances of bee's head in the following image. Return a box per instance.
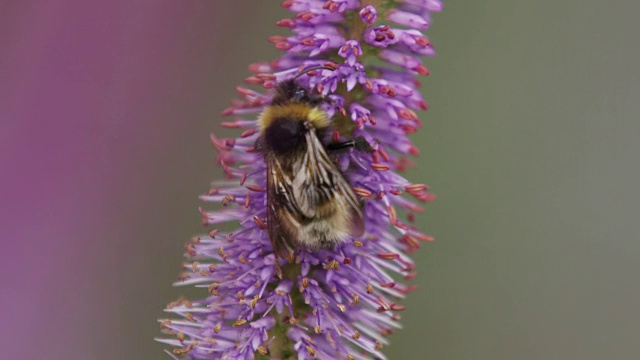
[271,80,315,106]
[271,66,336,106]
[292,86,308,103]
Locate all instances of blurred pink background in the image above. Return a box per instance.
[1,2,276,358]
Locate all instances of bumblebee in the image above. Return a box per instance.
[256,67,372,259]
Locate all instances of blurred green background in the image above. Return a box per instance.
[3,1,640,359]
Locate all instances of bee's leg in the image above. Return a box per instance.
[310,94,347,115]
[322,95,337,108]
[353,136,374,153]
[326,140,355,151]
[326,136,373,153]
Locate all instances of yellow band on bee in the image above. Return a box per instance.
[259,103,330,130]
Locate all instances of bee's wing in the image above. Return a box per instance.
[265,129,365,259]
[297,129,365,237]
[266,155,299,259]
[333,167,366,237]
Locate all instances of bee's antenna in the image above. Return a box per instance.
[292,65,337,80]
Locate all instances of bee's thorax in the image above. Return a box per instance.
[263,117,307,155]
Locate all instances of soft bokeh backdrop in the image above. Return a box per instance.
[2,1,640,359]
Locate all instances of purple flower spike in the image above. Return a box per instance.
[158,1,442,359]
